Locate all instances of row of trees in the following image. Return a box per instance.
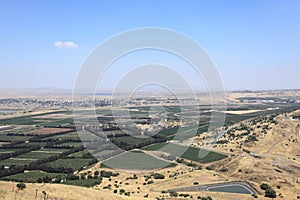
[111,135,166,151]
[0,146,86,178]
[0,145,40,161]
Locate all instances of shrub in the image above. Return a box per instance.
[197,196,213,200]
[169,190,178,197]
[179,193,189,197]
[87,174,93,179]
[246,135,258,142]
[260,183,270,190]
[220,168,228,172]
[154,173,165,179]
[16,183,26,190]
[100,170,119,178]
[119,189,125,194]
[265,188,276,198]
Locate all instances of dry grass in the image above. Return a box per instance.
[0,181,141,200]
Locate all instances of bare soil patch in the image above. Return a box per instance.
[26,128,73,135]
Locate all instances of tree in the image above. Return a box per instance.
[169,190,178,197]
[260,183,270,190]
[42,191,47,200]
[153,173,165,179]
[265,188,276,198]
[16,183,26,190]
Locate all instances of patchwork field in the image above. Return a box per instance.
[143,142,227,163]
[46,158,95,171]
[102,150,177,170]
[26,127,73,135]
[0,97,299,199]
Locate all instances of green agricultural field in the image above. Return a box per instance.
[143,143,227,163]
[15,151,60,159]
[40,118,74,126]
[157,127,179,138]
[142,143,169,151]
[59,142,84,147]
[48,131,80,140]
[0,158,36,166]
[25,142,48,147]
[111,135,155,145]
[96,109,113,116]
[0,134,32,142]
[0,148,23,153]
[48,131,100,141]
[102,151,176,170]
[0,111,72,125]
[156,124,209,140]
[67,150,91,158]
[92,150,115,159]
[46,158,94,171]
[36,148,70,152]
[1,171,64,182]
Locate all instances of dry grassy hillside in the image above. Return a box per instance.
[0,180,142,200]
[195,110,300,199]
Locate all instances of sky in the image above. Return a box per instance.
[0,0,299,91]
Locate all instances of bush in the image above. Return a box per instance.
[179,193,190,197]
[100,170,119,178]
[260,183,270,190]
[126,174,138,180]
[246,135,258,142]
[220,168,228,172]
[265,188,276,198]
[154,173,165,179]
[197,196,213,200]
[16,183,26,190]
[169,190,178,197]
[87,174,93,179]
[147,180,154,184]
[119,189,125,194]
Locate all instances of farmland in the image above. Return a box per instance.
[0,104,232,185]
[101,150,177,170]
[143,142,227,163]
[1,171,64,182]
[0,95,299,200]
[46,158,95,171]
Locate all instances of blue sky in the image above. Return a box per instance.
[0,0,299,90]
